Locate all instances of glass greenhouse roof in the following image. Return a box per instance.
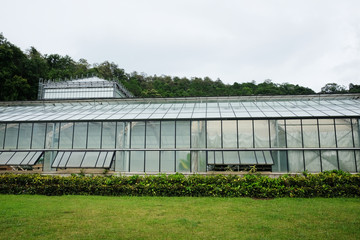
[0,95,359,122]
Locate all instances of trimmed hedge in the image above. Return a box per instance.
[0,171,359,198]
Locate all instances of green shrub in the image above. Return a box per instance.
[0,171,359,198]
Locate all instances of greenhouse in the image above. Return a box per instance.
[0,80,359,173]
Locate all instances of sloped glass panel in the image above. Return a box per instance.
[223,151,239,164]
[81,152,100,168]
[239,151,256,164]
[66,152,85,167]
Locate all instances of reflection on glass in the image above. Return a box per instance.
[4,123,19,149]
[335,119,353,147]
[338,151,356,172]
[304,151,321,172]
[321,150,338,171]
[254,120,270,147]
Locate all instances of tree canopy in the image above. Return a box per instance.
[0,33,358,101]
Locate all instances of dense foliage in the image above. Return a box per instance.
[1,33,359,101]
[0,171,359,198]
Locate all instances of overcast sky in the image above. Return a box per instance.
[1,0,360,92]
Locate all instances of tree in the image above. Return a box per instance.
[320,83,346,94]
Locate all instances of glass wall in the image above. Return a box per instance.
[0,117,358,173]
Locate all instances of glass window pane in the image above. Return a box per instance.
[319,119,336,148]
[87,122,101,148]
[45,123,60,149]
[145,151,159,172]
[81,152,100,168]
[32,123,46,149]
[207,151,215,164]
[102,122,116,148]
[191,121,206,148]
[286,120,302,148]
[238,120,253,148]
[73,122,87,149]
[254,120,270,148]
[335,119,353,147]
[215,151,223,164]
[161,121,175,148]
[59,122,73,149]
[222,120,237,148]
[0,123,5,149]
[117,122,130,149]
[288,150,304,172]
[239,151,256,164]
[161,151,175,172]
[130,151,144,172]
[131,122,145,149]
[191,151,206,172]
[115,151,129,171]
[304,150,321,172]
[302,119,319,148]
[66,152,85,167]
[146,121,160,149]
[4,123,19,148]
[176,151,190,172]
[352,119,359,147]
[18,123,32,149]
[321,150,338,171]
[255,151,265,164]
[176,121,190,148]
[338,151,356,172]
[207,121,221,148]
[271,150,288,172]
[270,120,286,148]
[223,151,239,164]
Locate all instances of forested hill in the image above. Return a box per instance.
[1,34,359,101]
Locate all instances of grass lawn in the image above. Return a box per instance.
[0,195,359,240]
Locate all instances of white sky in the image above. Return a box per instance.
[1,0,360,92]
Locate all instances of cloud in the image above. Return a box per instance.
[1,0,360,92]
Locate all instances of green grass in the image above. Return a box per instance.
[0,195,359,240]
